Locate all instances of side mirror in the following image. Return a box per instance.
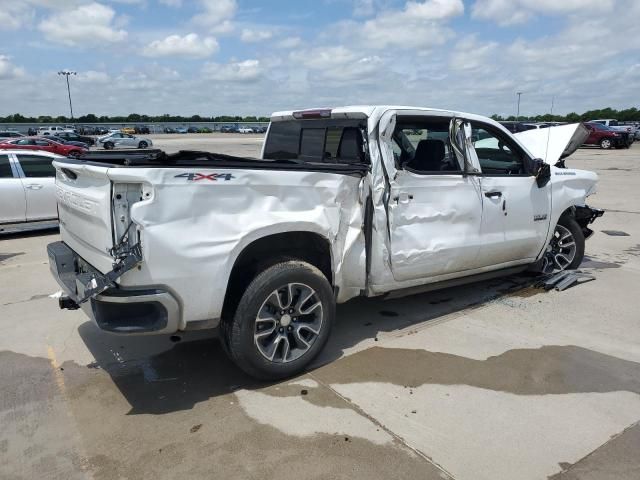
[536,162,551,188]
[525,157,551,187]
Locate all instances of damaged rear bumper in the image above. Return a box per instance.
[47,241,180,335]
[574,205,604,239]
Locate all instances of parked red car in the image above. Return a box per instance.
[0,137,88,157]
[583,122,627,149]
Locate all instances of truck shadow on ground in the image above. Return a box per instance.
[0,225,59,239]
[77,272,552,415]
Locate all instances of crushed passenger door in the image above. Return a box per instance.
[384,114,484,282]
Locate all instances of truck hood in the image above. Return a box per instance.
[514,123,589,165]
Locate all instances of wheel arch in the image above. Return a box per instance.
[221,230,334,321]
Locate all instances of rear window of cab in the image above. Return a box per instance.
[263,120,367,164]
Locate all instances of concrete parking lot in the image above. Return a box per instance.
[1,138,639,480]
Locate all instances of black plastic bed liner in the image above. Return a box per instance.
[60,149,369,176]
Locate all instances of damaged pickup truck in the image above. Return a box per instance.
[48,106,603,379]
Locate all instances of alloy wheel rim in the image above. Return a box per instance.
[254,282,323,363]
[548,224,577,271]
[602,140,611,148]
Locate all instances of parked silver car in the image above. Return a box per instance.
[98,133,153,150]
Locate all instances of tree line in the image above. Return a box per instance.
[490,107,640,123]
[0,113,271,124]
[1,107,639,124]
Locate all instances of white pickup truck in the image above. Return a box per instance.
[38,126,75,136]
[47,106,603,379]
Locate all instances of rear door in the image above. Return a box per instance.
[470,122,551,267]
[110,133,125,147]
[14,153,58,221]
[34,139,57,154]
[384,113,485,281]
[0,153,26,224]
[122,134,136,147]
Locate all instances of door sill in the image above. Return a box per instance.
[382,265,529,300]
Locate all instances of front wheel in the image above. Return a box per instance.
[545,216,585,271]
[221,261,335,380]
[138,141,148,149]
[103,141,114,150]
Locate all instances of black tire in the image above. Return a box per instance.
[599,138,612,149]
[103,141,114,150]
[68,150,81,158]
[138,141,148,149]
[221,260,335,380]
[556,215,585,270]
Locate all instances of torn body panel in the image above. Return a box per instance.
[53,160,366,330]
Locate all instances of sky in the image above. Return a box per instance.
[0,0,639,118]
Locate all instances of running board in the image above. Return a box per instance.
[383,266,528,300]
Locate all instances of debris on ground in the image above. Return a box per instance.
[535,270,596,292]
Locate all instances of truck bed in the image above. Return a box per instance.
[59,149,369,176]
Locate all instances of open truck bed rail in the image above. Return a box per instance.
[62,149,369,175]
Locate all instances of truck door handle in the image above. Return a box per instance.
[484,191,502,198]
[26,184,43,190]
[393,192,413,204]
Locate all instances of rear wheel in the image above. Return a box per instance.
[544,216,585,271]
[103,141,114,150]
[221,260,335,380]
[138,141,148,149]
[599,138,612,149]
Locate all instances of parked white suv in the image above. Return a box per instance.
[48,105,603,379]
[0,150,62,229]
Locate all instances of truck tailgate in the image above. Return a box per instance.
[53,161,115,273]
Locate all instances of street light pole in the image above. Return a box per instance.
[516,91,523,120]
[58,70,77,121]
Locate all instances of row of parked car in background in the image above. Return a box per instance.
[163,125,266,134]
[501,119,639,149]
[0,118,637,155]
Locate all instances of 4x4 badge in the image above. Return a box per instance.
[174,173,235,181]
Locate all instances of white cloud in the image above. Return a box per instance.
[0,2,34,30]
[203,59,263,82]
[472,0,614,26]
[352,0,376,17]
[192,0,236,31]
[2,0,640,120]
[76,70,111,83]
[38,2,127,46]
[290,46,385,83]
[337,0,464,49]
[0,55,25,80]
[143,33,219,58]
[240,29,273,43]
[276,37,302,49]
[449,36,499,72]
[159,0,181,5]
